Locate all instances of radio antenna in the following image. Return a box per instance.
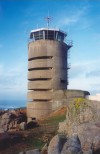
[45,11,52,28]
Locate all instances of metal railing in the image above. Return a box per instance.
[66,40,73,47]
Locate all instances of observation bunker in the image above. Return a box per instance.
[27,28,89,120]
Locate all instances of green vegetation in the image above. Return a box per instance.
[66,98,92,124]
[68,98,88,116]
[74,98,88,113]
[44,113,66,125]
[26,137,44,149]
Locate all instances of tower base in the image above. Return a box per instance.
[27,89,90,121]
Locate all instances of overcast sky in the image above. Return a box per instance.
[0,0,100,100]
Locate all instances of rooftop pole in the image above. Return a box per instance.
[45,12,52,28]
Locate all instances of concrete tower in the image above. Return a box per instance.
[27,28,72,120]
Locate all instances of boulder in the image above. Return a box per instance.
[48,134,67,154]
[77,122,100,153]
[0,112,13,132]
[58,98,100,153]
[61,134,83,154]
[20,122,27,130]
[0,108,27,132]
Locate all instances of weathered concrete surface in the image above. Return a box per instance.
[27,101,52,120]
[28,58,53,69]
[27,90,52,100]
[28,69,52,79]
[27,90,90,120]
[28,40,68,90]
[28,80,52,90]
[27,38,89,120]
[27,39,69,120]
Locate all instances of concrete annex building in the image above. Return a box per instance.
[27,27,89,120]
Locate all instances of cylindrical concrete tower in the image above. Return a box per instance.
[27,28,72,120]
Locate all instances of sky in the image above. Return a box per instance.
[0,0,100,100]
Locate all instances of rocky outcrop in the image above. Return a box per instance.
[48,124,100,153]
[0,108,27,133]
[48,98,100,154]
[48,134,67,154]
[61,134,83,154]
[48,134,83,154]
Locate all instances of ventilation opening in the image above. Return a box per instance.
[28,56,53,61]
[28,78,51,81]
[28,88,52,90]
[33,89,52,91]
[28,67,52,71]
[33,99,52,101]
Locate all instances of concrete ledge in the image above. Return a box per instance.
[28,80,53,90]
[28,69,53,79]
[27,90,53,100]
[53,89,90,100]
[28,59,53,69]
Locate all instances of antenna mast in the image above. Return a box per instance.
[46,16,51,28]
[45,12,52,28]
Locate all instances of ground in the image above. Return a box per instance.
[0,106,67,154]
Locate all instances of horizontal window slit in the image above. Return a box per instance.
[28,78,51,81]
[33,99,52,101]
[33,89,52,91]
[28,89,52,91]
[28,67,52,71]
[28,56,53,61]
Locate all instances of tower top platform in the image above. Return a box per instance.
[29,28,67,42]
[30,28,67,35]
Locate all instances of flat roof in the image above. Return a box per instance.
[30,28,67,36]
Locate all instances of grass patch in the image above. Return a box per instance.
[44,113,66,125]
[25,137,44,150]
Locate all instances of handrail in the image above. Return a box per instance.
[66,40,73,46]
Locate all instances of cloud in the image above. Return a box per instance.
[0,62,27,100]
[69,63,85,79]
[69,60,100,94]
[56,5,89,29]
[86,70,100,77]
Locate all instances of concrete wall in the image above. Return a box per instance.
[27,90,52,100]
[28,69,52,79]
[52,89,90,110]
[27,39,70,120]
[28,80,52,90]
[27,101,52,119]
[28,59,53,69]
[28,40,68,91]
[27,89,90,120]
[27,38,90,120]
